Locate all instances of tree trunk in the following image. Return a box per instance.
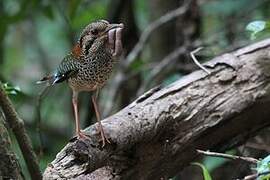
[0,117,23,179]
[43,39,270,179]
[0,84,42,180]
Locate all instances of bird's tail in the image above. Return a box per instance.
[36,73,61,86]
[36,75,54,85]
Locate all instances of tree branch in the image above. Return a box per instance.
[124,0,191,66]
[0,83,42,180]
[190,47,211,74]
[44,38,270,179]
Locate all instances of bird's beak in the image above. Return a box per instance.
[105,23,124,32]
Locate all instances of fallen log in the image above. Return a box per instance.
[43,39,270,180]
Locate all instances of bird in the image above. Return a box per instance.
[38,20,124,147]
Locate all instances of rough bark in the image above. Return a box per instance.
[44,39,270,179]
[0,117,23,179]
[0,84,42,180]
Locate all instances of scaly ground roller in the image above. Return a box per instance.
[39,20,124,147]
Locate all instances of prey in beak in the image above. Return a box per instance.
[107,23,124,57]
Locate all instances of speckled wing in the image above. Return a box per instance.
[52,54,80,84]
[37,54,80,85]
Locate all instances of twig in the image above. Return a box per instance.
[197,149,259,164]
[124,0,191,66]
[0,82,42,180]
[35,85,50,158]
[190,47,211,75]
[102,72,125,116]
[237,171,270,180]
[240,174,257,180]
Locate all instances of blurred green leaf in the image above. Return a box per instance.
[202,156,228,172]
[246,21,266,32]
[70,2,106,29]
[2,82,21,95]
[130,58,145,71]
[257,155,270,180]
[42,5,54,20]
[192,162,213,180]
[7,0,31,24]
[68,0,82,20]
[246,20,270,40]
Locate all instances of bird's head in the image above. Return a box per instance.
[72,20,124,58]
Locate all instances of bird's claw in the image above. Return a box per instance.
[102,134,111,147]
[95,125,111,147]
[76,131,91,140]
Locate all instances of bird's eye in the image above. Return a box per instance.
[91,29,98,35]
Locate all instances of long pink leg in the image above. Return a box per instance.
[72,91,87,138]
[91,91,110,147]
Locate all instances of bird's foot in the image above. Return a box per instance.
[95,126,111,147]
[76,130,91,140]
[100,133,111,148]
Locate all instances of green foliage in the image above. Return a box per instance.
[130,58,145,71]
[2,82,21,95]
[70,1,107,30]
[246,20,270,40]
[41,4,54,20]
[191,162,213,180]
[67,0,82,20]
[2,0,40,24]
[256,155,270,180]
